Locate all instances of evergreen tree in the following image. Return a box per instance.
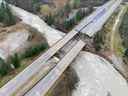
[0,0,16,26]
[45,14,55,25]
[124,49,128,57]
[64,3,71,16]
[75,9,85,22]
[32,0,40,13]
[0,58,9,76]
[10,53,20,68]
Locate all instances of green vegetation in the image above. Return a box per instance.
[10,53,20,68]
[64,3,72,15]
[93,10,123,55]
[119,7,128,58]
[0,59,29,87]
[45,14,55,26]
[44,3,71,26]
[73,0,80,8]
[44,1,86,30]
[32,0,40,13]
[63,9,86,30]
[75,9,86,22]
[0,0,16,26]
[119,8,128,49]
[21,43,48,59]
[124,49,128,57]
[93,31,105,51]
[0,58,10,76]
[63,19,76,30]
[0,43,48,78]
[0,42,48,87]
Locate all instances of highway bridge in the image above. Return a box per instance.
[0,0,122,96]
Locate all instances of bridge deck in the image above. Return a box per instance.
[25,40,85,96]
[0,30,78,96]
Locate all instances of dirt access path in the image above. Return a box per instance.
[110,5,127,53]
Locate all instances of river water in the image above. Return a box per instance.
[71,51,128,96]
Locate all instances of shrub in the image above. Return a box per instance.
[64,3,71,15]
[63,19,76,30]
[75,9,85,22]
[45,14,55,25]
[124,49,128,57]
[0,58,10,76]
[75,10,83,22]
[32,0,41,13]
[21,43,48,59]
[0,0,16,26]
[94,31,105,51]
[10,53,20,68]
[119,8,128,48]
[63,20,70,30]
[63,9,86,30]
